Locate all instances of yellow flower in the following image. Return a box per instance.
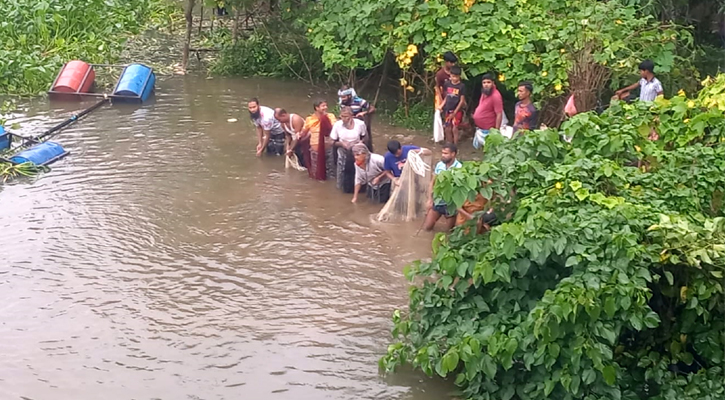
[541,71,548,77]
[441,32,447,37]
[635,145,641,152]
[555,83,563,91]
[399,78,407,87]
[555,182,563,190]
[406,85,415,92]
[677,89,686,97]
[701,76,712,87]
[406,50,415,58]
[498,73,505,82]
[308,28,313,33]
[560,48,566,54]
[615,19,623,24]
[684,118,690,124]
[687,100,695,108]
[404,58,412,65]
[286,8,290,12]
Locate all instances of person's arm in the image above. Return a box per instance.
[427,172,437,210]
[453,95,465,117]
[616,81,640,95]
[258,130,271,156]
[256,125,264,153]
[415,147,432,156]
[352,183,361,203]
[435,85,444,110]
[655,80,664,97]
[494,95,504,129]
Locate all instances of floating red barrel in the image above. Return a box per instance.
[50,60,95,93]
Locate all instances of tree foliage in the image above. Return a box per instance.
[381,76,725,400]
[305,0,691,101]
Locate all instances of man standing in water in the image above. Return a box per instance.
[338,85,376,150]
[248,98,285,156]
[513,81,538,135]
[382,140,432,184]
[274,108,306,160]
[424,142,462,232]
[472,73,504,149]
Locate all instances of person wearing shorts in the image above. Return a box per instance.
[424,143,462,232]
[440,66,466,145]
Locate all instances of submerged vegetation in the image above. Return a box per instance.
[0,0,179,96]
[381,75,725,399]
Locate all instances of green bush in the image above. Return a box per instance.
[0,0,177,95]
[381,75,725,400]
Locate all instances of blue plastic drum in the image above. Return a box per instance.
[113,63,156,102]
[10,142,68,166]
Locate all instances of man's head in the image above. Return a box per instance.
[639,59,655,79]
[352,142,369,167]
[443,51,458,70]
[274,108,289,123]
[387,140,402,157]
[441,142,458,164]
[481,73,495,96]
[248,98,261,120]
[339,85,354,106]
[449,66,462,84]
[340,106,354,125]
[517,81,533,101]
[313,100,328,114]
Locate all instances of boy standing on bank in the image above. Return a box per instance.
[440,66,466,144]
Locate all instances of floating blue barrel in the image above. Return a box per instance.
[0,126,9,151]
[112,63,156,102]
[10,142,68,166]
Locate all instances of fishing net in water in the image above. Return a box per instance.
[376,150,432,222]
[285,154,307,172]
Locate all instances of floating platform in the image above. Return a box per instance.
[48,61,156,103]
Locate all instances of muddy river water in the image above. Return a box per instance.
[0,77,454,399]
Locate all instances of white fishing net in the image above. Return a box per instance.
[376,150,432,222]
[285,154,306,171]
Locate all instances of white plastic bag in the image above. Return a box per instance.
[433,110,444,143]
[501,111,509,128]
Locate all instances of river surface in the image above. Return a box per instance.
[0,77,453,400]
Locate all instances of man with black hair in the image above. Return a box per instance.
[380,140,430,184]
[441,66,466,144]
[615,59,664,102]
[472,73,504,149]
[435,51,459,109]
[248,98,285,156]
[424,142,462,232]
[513,81,538,134]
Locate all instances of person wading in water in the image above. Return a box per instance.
[338,85,375,151]
[424,142,462,232]
[248,98,285,156]
[299,100,337,181]
[274,108,307,164]
[330,106,366,193]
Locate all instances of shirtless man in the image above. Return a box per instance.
[274,108,305,156]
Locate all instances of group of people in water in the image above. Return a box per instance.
[245,84,490,232]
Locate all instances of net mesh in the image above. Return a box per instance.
[285,154,307,172]
[375,150,432,222]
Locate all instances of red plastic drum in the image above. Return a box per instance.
[51,60,95,93]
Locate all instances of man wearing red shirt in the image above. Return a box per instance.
[472,73,504,150]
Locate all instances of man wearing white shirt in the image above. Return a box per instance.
[248,98,285,156]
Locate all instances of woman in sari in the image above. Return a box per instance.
[299,100,337,181]
[331,106,366,193]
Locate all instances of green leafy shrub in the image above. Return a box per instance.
[0,0,176,95]
[381,75,725,400]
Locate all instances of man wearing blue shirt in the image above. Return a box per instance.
[424,142,462,231]
[380,140,430,184]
